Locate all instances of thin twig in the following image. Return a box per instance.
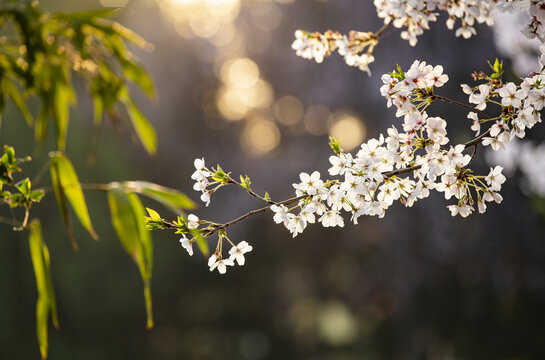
[207,195,305,233]
[373,23,389,39]
[0,215,23,228]
[431,94,491,120]
[227,177,278,205]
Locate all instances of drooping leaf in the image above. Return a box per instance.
[35,104,49,143]
[50,152,98,249]
[122,95,157,155]
[107,184,154,328]
[93,95,103,127]
[53,8,120,22]
[29,220,59,360]
[123,181,196,213]
[91,18,152,50]
[191,229,209,257]
[107,185,139,255]
[4,79,33,126]
[120,60,154,98]
[53,83,75,151]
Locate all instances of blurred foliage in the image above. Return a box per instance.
[0,1,195,358]
[0,0,156,153]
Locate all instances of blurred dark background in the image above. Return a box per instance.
[1,0,545,359]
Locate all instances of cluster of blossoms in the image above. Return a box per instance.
[293,1,545,74]
[463,48,544,152]
[170,53,545,269]
[268,60,509,237]
[191,158,212,206]
[177,212,254,274]
[291,30,378,74]
[374,0,545,44]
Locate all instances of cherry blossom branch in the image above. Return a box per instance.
[201,195,306,236]
[188,118,493,237]
[176,88,499,240]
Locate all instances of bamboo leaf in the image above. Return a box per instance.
[49,157,77,251]
[120,60,154,98]
[35,105,49,143]
[123,181,196,213]
[107,183,154,328]
[107,185,139,255]
[93,95,103,127]
[53,84,75,151]
[54,8,120,22]
[4,80,33,126]
[50,152,98,247]
[29,220,59,360]
[122,96,157,155]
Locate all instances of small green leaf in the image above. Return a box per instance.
[30,190,45,202]
[17,177,31,196]
[29,220,59,360]
[145,207,161,220]
[9,193,24,207]
[329,136,342,155]
[123,181,196,213]
[50,152,98,248]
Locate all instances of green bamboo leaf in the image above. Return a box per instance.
[122,96,157,155]
[107,185,139,255]
[54,8,120,22]
[50,152,99,248]
[35,105,49,143]
[120,60,154,98]
[127,192,153,277]
[93,95,103,127]
[107,183,154,328]
[123,181,196,213]
[29,220,59,360]
[4,80,33,126]
[127,193,154,328]
[49,159,77,251]
[53,84,75,151]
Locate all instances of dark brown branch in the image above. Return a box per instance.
[431,94,491,120]
[202,195,307,236]
[373,23,389,39]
